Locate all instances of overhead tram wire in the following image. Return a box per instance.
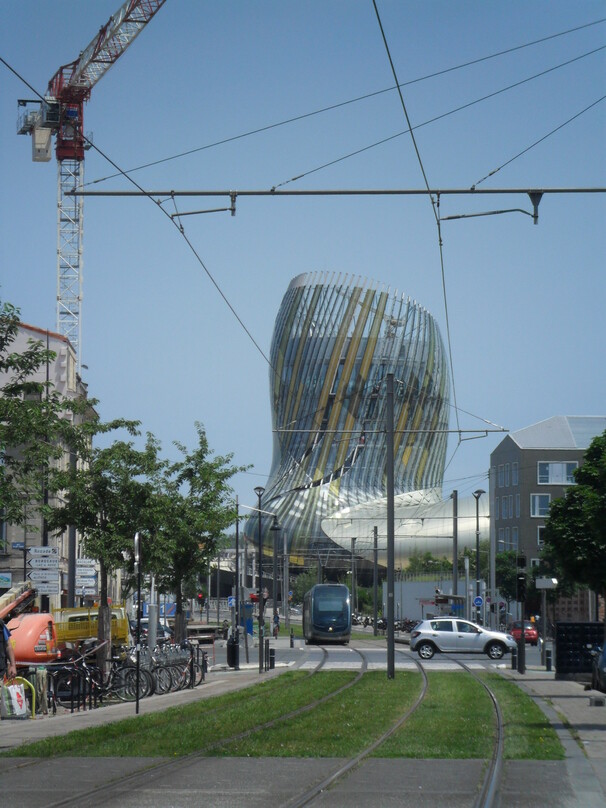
[271,43,606,189]
[371,0,462,449]
[84,17,606,187]
[471,94,606,188]
[1,58,274,373]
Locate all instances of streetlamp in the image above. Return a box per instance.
[472,489,485,624]
[254,486,265,673]
[270,515,281,623]
[133,531,142,715]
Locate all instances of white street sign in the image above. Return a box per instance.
[76,576,97,587]
[79,586,97,596]
[76,558,96,569]
[36,582,61,595]
[27,557,59,569]
[27,570,60,582]
[27,546,58,557]
[75,568,96,578]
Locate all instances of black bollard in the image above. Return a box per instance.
[511,647,517,670]
[545,648,552,672]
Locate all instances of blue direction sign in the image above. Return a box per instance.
[473,596,483,607]
[12,541,25,550]
[227,596,236,608]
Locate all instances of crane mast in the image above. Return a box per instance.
[17,0,167,370]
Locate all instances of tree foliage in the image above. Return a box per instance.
[542,430,606,631]
[149,423,247,641]
[495,551,519,603]
[0,300,86,526]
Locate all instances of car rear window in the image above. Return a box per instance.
[430,620,453,631]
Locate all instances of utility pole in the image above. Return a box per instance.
[386,373,395,679]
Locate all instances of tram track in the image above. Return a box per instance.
[35,646,366,808]
[283,646,504,808]
[5,643,506,807]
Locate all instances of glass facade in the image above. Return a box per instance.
[246,272,450,557]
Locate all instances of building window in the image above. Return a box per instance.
[512,462,518,486]
[498,528,504,549]
[494,496,499,520]
[537,461,578,485]
[515,493,520,518]
[505,463,510,487]
[498,464,504,487]
[530,558,540,568]
[501,496,508,519]
[509,495,513,519]
[512,526,518,550]
[505,527,510,547]
[537,525,545,547]
[531,494,551,517]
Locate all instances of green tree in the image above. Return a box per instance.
[0,299,86,526]
[48,420,157,670]
[542,429,606,638]
[495,550,519,603]
[291,569,318,604]
[150,423,246,642]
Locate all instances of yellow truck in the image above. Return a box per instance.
[53,606,130,646]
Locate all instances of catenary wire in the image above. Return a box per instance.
[471,94,606,187]
[272,43,605,189]
[371,1,462,459]
[0,59,273,371]
[84,17,606,187]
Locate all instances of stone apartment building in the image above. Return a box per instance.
[0,323,100,608]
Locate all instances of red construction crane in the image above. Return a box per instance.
[18,0,167,369]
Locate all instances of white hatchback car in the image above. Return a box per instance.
[410,618,517,660]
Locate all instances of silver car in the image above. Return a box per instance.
[410,618,517,660]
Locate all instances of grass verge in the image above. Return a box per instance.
[7,671,564,761]
[478,673,564,760]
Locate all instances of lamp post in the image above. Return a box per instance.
[134,531,142,715]
[234,497,240,671]
[254,486,265,673]
[270,515,281,622]
[472,489,485,624]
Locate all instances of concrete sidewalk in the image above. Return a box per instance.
[501,665,606,804]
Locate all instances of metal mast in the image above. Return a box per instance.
[17,0,167,370]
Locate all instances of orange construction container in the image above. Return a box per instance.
[7,612,59,665]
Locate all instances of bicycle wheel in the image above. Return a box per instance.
[53,671,78,708]
[110,667,152,701]
[153,665,173,695]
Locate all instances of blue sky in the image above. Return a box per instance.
[1,1,605,521]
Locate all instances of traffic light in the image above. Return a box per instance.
[517,572,527,602]
[197,592,204,606]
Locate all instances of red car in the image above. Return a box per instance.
[508,620,539,646]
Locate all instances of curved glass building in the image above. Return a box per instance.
[246,272,452,560]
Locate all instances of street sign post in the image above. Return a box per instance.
[28,557,59,569]
[27,570,60,582]
[27,546,58,556]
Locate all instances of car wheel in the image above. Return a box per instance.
[486,642,505,660]
[417,641,435,660]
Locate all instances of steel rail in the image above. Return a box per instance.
[40,646,362,808]
[283,644,428,808]
[454,659,505,808]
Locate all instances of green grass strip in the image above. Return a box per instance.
[215,670,423,757]
[478,673,564,760]
[376,671,495,758]
[7,671,351,758]
[7,670,565,761]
